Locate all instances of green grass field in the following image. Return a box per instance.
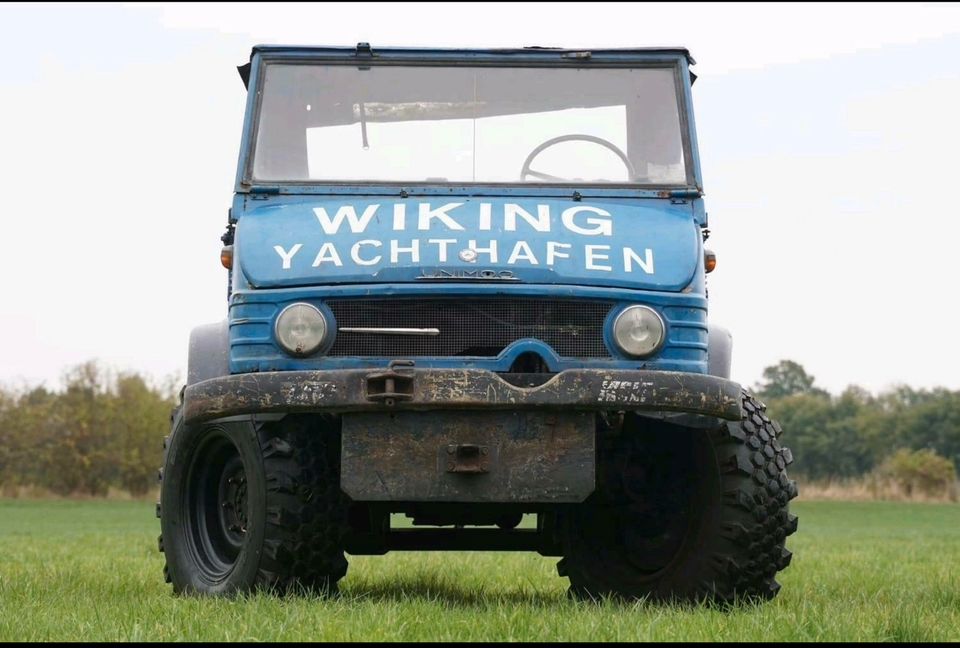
[0,500,958,641]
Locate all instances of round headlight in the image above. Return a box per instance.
[275,303,328,357]
[612,305,665,357]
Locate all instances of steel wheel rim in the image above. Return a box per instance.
[183,430,248,582]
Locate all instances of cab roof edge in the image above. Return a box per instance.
[238,46,696,90]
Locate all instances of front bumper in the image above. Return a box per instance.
[183,367,744,424]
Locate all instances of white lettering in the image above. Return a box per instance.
[313,204,379,234]
[507,241,540,265]
[468,239,498,263]
[392,203,406,231]
[561,206,612,236]
[479,203,492,231]
[312,242,343,267]
[623,247,655,274]
[505,204,551,232]
[350,240,382,266]
[585,244,612,271]
[546,241,572,265]
[418,202,465,231]
[428,238,457,262]
[390,239,421,263]
[273,243,302,270]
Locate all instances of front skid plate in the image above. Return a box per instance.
[341,410,595,503]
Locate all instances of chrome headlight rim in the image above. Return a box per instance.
[274,302,331,358]
[611,304,666,358]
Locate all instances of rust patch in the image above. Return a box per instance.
[341,410,595,503]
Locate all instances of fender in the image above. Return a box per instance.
[187,321,229,385]
[707,324,733,379]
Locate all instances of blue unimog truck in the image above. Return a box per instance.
[158,44,798,603]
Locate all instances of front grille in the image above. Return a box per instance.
[327,298,612,358]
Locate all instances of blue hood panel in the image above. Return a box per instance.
[238,197,699,291]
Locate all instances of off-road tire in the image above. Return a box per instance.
[158,407,349,596]
[558,390,798,603]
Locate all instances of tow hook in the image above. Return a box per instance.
[365,359,416,406]
[445,444,492,474]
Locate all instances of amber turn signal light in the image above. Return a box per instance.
[220,245,234,269]
[704,249,716,273]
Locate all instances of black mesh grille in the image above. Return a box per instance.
[327,298,612,358]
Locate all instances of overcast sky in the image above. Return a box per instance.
[1,2,959,394]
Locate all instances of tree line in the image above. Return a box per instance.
[0,359,956,496]
[754,360,959,487]
[0,362,176,496]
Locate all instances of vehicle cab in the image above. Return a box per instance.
[224,44,711,381]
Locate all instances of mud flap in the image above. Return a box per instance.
[340,410,595,503]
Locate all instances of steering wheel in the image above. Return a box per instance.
[520,134,637,182]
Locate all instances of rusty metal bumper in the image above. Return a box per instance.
[182,367,744,425]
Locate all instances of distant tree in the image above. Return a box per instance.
[3,386,57,490]
[893,389,960,471]
[110,373,172,495]
[41,362,116,495]
[754,360,830,401]
[0,391,14,491]
[878,448,957,498]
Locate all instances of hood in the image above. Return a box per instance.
[237,197,700,291]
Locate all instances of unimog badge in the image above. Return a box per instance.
[416,268,520,281]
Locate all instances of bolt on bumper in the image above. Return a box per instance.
[182,367,744,425]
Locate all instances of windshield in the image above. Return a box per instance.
[251,63,689,186]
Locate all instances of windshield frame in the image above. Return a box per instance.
[236,47,702,196]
